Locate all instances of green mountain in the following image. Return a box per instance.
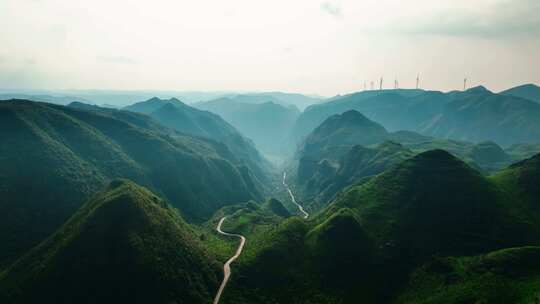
[124,97,271,183]
[292,87,540,147]
[292,110,518,211]
[418,87,540,146]
[195,97,301,157]
[326,150,525,259]
[407,140,511,172]
[492,154,540,236]
[300,141,415,210]
[0,100,263,267]
[0,180,220,304]
[397,246,540,304]
[295,110,389,182]
[501,83,540,104]
[225,150,540,303]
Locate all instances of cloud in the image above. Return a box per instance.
[320,1,342,18]
[388,0,540,39]
[96,55,138,65]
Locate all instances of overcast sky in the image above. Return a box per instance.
[1,0,539,96]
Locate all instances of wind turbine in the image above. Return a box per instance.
[379,77,383,90]
[416,74,420,89]
[463,78,468,91]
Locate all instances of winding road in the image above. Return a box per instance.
[282,172,309,219]
[213,216,246,304]
[213,173,307,303]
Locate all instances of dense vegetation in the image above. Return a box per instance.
[223,150,540,303]
[0,180,220,304]
[2,84,540,303]
[123,97,272,184]
[397,246,540,304]
[291,109,529,213]
[0,100,264,267]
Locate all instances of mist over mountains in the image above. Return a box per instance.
[1,82,540,304]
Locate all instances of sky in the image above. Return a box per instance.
[1,0,539,96]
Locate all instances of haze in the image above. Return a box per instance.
[1,0,539,95]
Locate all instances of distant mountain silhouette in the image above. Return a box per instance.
[501,83,540,104]
[124,97,272,185]
[292,88,540,147]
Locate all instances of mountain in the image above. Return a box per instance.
[294,110,396,207]
[493,153,540,222]
[225,151,540,304]
[501,83,540,104]
[506,142,540,161]
[326,150,525,259]
[298,110,388,159]
[292,110,518,211]
[0,93,91,105]
[292,87,540,147]
[195,98,300,157]
[0,180,220,304]
[124,97,271,184]
[0,100,263,267]
[292,89,431,142]
[407,140,511,172]
[299,141,415,210]
[418,87,540,146]
[397,246,540,304]
[199,92,321,110]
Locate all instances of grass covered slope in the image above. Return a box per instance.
[0,180,220,304]
[0,100,262,266]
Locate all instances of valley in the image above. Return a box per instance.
[3,1,540,302]
[2,83,540,304]
[213,217,246,304]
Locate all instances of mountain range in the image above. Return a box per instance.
[195,97,301,157]
[2,84,540,304]
[290,109,528,210]
[123,97,272,184]
[224,150,540,303]
[501,83,540,104]
[0,99,266,267]
[292,86,540,147]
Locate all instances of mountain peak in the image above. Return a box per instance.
[466,85,491,94]
[0,179,220,303]
[412,149,458,163]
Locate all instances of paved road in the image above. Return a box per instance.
[213,216,246,304]
[282,172,309,219]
